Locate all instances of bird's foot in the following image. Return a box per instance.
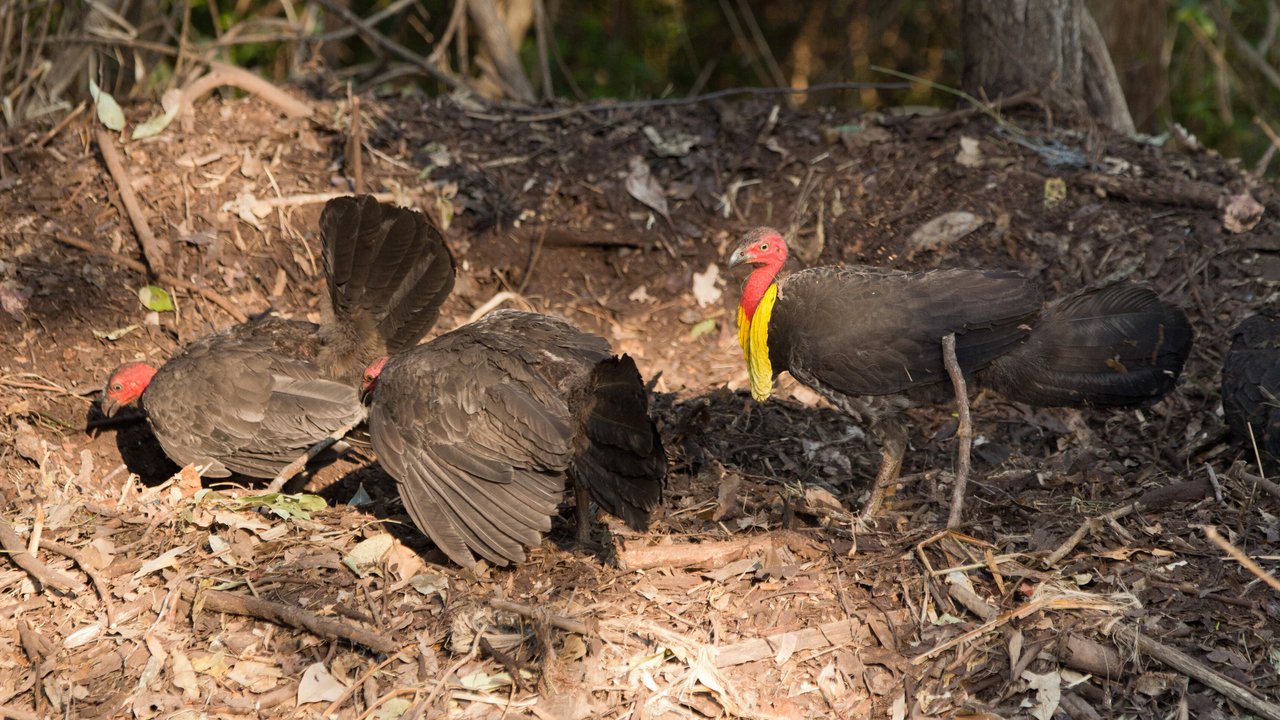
[263,412,366,494]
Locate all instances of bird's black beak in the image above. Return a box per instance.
[727,246,750,268]
[100,396,119,418]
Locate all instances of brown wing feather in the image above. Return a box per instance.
[1222,314,1280,472]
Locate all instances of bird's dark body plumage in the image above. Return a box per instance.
[126,196,455,478]
[766,265,1192,412]
[1221,313,1280,473]
[368,310,665,568]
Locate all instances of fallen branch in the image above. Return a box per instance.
[490,598,593,636]
[1075,172,1224,210]
[95,129,168,276]
[1057,634,1125,679]
[0,520,85,595]
[53,235,247,323]
[1199,524,1280,594]
[180,62,312,119]
[182,584,398,655]
[1238,466,1280,503]
[1108,623,1280,720]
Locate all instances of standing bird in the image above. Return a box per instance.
[728,227,1193,520]
[1221,313,1280,474]
[362,310,666,568]
[101,195,455,489]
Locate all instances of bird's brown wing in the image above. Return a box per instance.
[1222,314,1280,470]
[143,330,362,478]
[772,266,1042,396]
[320,195,456,372]
[370,336,574,568]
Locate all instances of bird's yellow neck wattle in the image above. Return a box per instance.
[737,283,778,401]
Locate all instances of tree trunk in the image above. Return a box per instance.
[467,0,536,102]
[962,0,1135,133]
[1087,0,1169,132]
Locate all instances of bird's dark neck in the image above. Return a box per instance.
[740,264,782,319]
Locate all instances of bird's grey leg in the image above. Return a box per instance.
[941,333,974,529]
[263,410,367,494]
[573,477,595,546]
[859,417,907,525]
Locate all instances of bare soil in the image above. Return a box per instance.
[0,87,1276,719]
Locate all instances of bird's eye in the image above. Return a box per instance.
[111,383,122,392]
[760,243,769,251]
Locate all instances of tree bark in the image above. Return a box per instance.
[962,0,1134,133]
[1086,0,1169,131]
[467,0,536,102]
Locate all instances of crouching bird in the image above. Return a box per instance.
[101,195,455,490]
[361,309,666,569]
[1221,313,1279,474]
[728,227,1193,522]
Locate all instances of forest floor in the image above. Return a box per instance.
[0,82,1277,719]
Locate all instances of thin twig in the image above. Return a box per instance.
[942,333,972,529]
[36,540,116,626]
[490,597,594,636]
[321,651,406,718]
[349,93,364,194]
[183,583,398,654]
[52,234,248,323]
[1199,524,1280,594]
[95,129,167,276]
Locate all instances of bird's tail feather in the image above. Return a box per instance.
[981,282,1192,407]
[570,355,666,529]
[320,196,455,372]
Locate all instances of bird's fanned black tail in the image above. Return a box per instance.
[980,282,1193,407]
[570,354,666,529]
[319,195,456,375]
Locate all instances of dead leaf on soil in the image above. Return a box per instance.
[133,545,192,580]
[227,658,283,693]
[0,280,32,322]
[343,533,394,577]
[956,136,982,168]
[297,662,347,704]
[691,262,722,307]
[1223,191,1264,234]
[643,125,700,157]
[625,155,670,222]
[908,211,985,259]
[171,649,199,701]
[1021,669,1062,720]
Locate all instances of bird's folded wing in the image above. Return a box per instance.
[370,350,573,568]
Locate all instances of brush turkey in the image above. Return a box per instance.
[728,226,1193,519]
[1221,313,1279,474]
[101,195,455,487]
[362,309,666,568]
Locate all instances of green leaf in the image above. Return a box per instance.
[131,89,182,140]
[689,318,717,339]
[138,285,175,312]
[89,78,125,131]
[234,492,328,520]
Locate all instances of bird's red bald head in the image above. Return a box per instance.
[362,356,389,394]
[102,361,156,416]
[728,227,788,270]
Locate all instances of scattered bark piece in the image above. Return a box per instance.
[1057,634,1125,679]
[620,537,778,571]
[490,598,594,636]
[716,618,865,668]
[1199,524,1280,594]
[1075,172,1223,210]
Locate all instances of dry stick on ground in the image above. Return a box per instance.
[619,536,790,571]
[1108,623,1280,720]
[1045,477,1211,567]
[182,583,398,654]
[942,333,973,529]
[490,598,593,636]
[53,235,248,323]
[1200,524,1280,594]
[1239,468,1280,502]
[321,651,406,718]
[36,540,116,626]
[1075,172,1224,210]
[95,129,168,276]
[180,61,312,119]
[715,617,867,668]
[0,520,86,595]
